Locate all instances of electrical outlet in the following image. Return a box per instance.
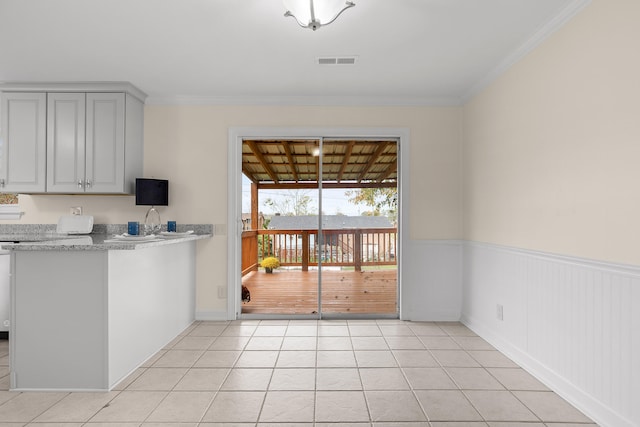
[496,304,504,321]
[3,320,9,328]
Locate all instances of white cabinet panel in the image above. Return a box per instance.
[46,93,86,193]
[86,93,125,193]
[0,92,46,192]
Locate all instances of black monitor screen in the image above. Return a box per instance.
[135,178,169,206]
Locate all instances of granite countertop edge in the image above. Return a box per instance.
[0,233,212,251]
[0,223,214,251]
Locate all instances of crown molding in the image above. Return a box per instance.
[460,0,592,104]
[0,81,147,103]
[144,94,462,107]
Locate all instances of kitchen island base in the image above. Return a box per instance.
[10,241,196,391]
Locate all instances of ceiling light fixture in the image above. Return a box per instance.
[283,0,355,31]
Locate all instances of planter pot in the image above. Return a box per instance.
[265,267,273,274]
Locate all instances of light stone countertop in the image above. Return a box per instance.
[0,224,213,251]
[0,233,211,251]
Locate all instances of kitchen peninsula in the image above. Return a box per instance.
[1,225,212,391]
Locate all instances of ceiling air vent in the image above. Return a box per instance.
[318,56,357,65]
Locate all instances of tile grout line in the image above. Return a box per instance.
[193,321,236,425]
[351,322,374,424]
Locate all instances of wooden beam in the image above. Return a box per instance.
[242,165,259,184]
[246,140,279,184]
[337,141,355,183]
[281,141,299,182]
[357,141,388,183]
[257,181,397,190]
[376,161,397,182]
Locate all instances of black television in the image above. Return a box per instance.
[135,178,169,206]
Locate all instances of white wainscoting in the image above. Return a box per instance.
[461,241,640,427]
[402,239,463,321]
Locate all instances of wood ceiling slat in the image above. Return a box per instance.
[243,139,397,188]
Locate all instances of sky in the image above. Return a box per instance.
[242,175,363,216]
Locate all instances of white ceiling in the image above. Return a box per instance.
[0,0,588,105]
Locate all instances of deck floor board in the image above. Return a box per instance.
[241,269,398,315]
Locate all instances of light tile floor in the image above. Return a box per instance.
[0,320,599,426]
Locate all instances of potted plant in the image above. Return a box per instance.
[260,256,280,273]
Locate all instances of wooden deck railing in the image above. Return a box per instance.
[241,227,397,275]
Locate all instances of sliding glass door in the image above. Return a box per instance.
[319,138,398,317]
[240,137,398,318]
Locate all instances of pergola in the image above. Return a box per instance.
[242,138,398,228]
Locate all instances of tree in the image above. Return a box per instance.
[263,189,316,216]
[345,187,397,222]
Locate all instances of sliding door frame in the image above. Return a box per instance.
[227,127,410,320]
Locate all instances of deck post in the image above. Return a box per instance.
[251,183,259,230]
[302,231,309,271]
[354,229,362,272]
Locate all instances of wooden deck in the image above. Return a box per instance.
[241,268,398,315]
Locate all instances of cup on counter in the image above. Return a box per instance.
[127,221,140,236]
[167,221,177,232]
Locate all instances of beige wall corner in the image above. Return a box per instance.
[462,0,640,265]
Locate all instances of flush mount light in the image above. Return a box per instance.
[283,0,355,31]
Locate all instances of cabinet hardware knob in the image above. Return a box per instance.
[77,180,83,189]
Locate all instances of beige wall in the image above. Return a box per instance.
[16,105,462,313]
[463,0,640,265]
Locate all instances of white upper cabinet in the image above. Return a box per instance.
[0,92,47,193]
[46,93,87,193]
[86,93,126,193]
[47,92,134,193]
[0,82,145,194]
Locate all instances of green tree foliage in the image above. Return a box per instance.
[345,187,397,222]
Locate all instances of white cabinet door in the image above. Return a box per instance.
[0,92,46,193]
[47,92,126,193]
[86,93,125,193]
[46,93,86,193]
